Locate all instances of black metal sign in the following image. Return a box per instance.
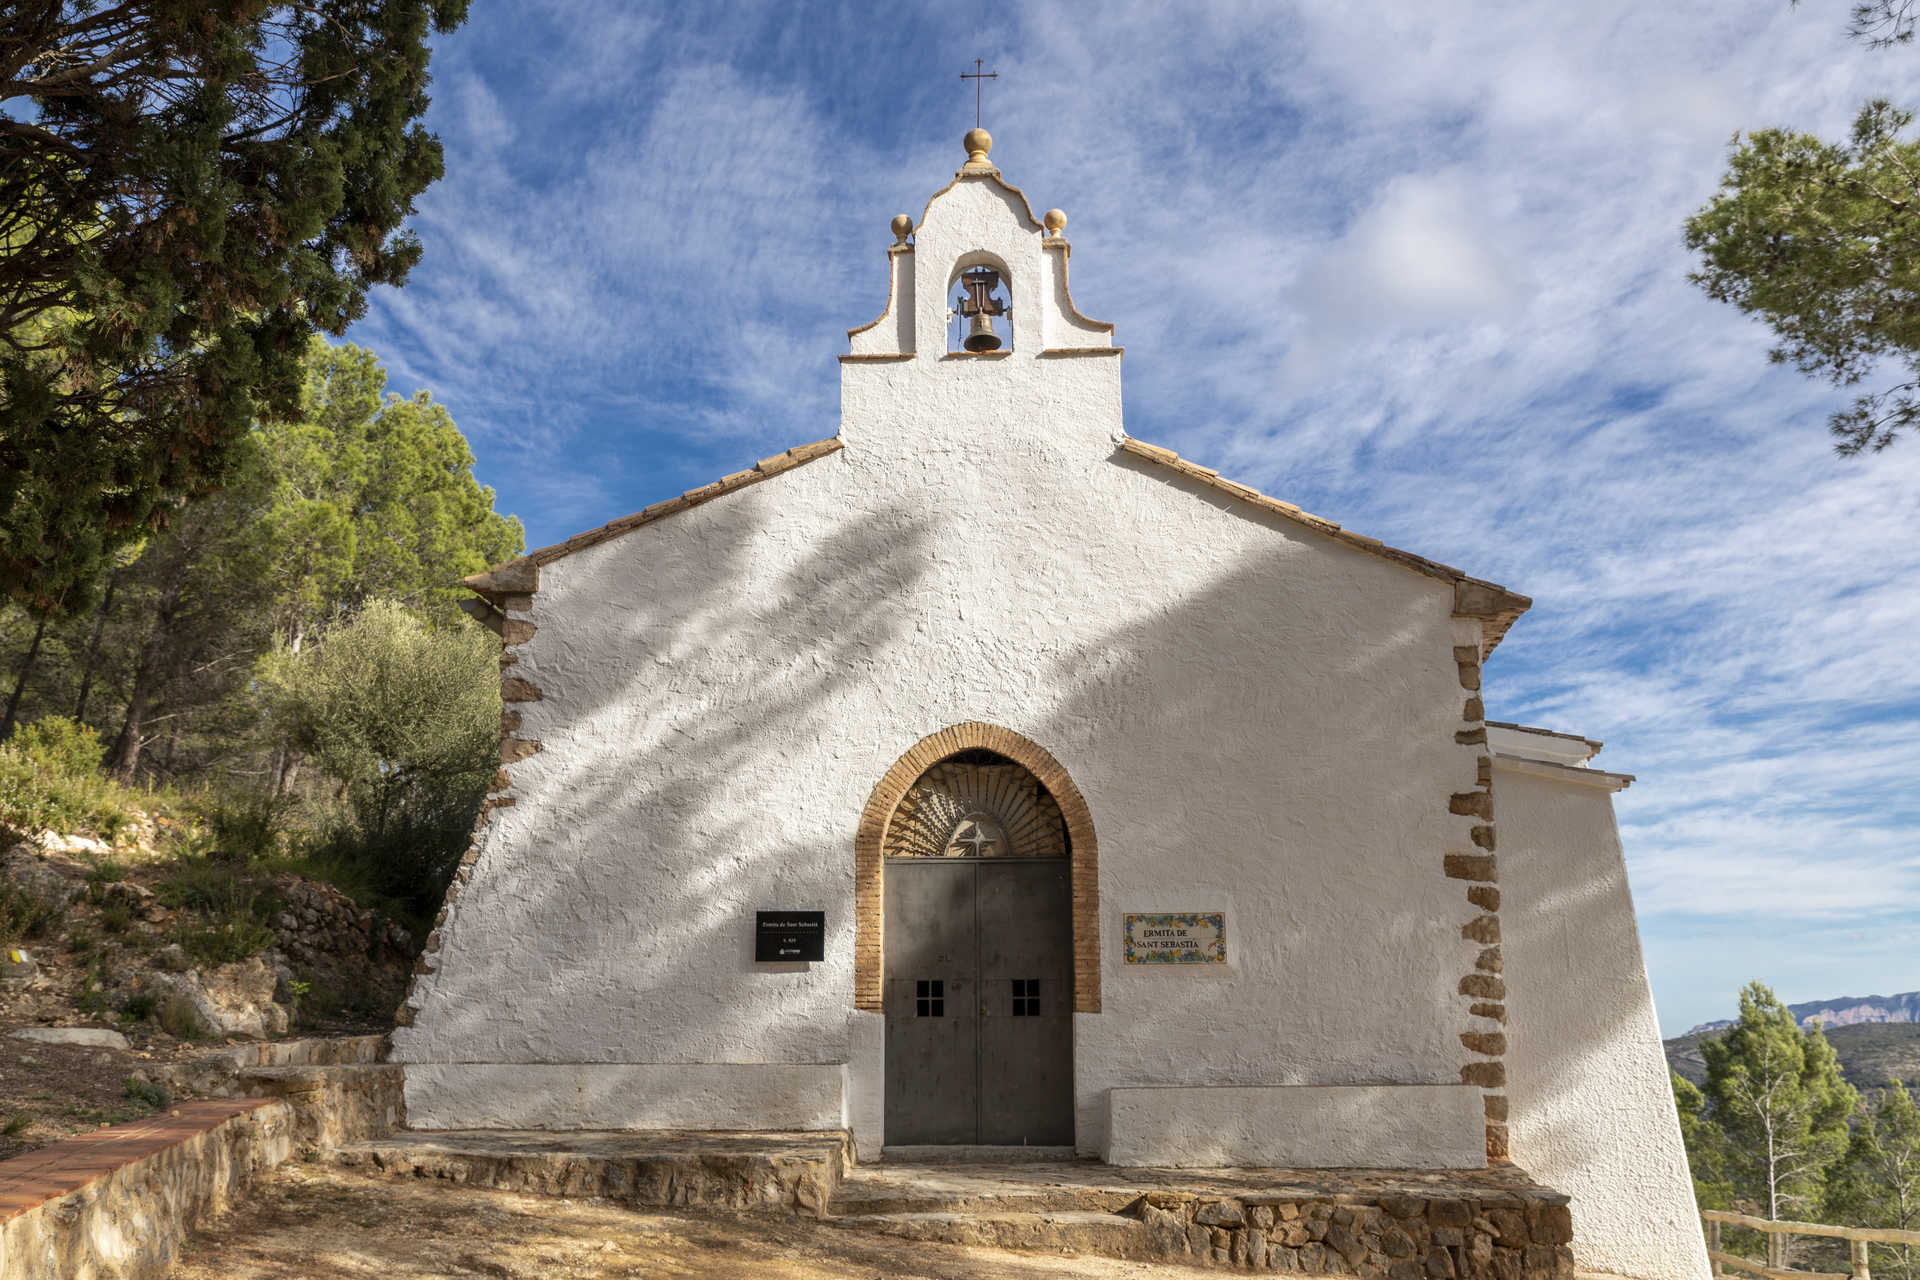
[755,911,825,962]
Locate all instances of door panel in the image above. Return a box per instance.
[883,860,978,1144]
[884,857,1074,1146]
[977,860,1074,1144]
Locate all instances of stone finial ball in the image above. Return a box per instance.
[891,214,913,243]
[1043,208,1067,235]
[964,127,993,162]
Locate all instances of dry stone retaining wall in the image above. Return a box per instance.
[1128,1188,1574,1277]
[0,1100,291,1280]
[1,1037,401,1280]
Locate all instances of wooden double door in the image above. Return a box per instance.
[882,857,1074,1146]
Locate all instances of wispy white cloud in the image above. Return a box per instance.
[355,0,1920,1035]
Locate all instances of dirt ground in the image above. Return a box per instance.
[172,1164,1211,1280]
[0,1027,214,1158]
[3,838,396,1159]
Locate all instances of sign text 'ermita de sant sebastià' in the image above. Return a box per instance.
[1122,912,1227,965]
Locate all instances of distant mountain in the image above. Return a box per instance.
[1684,991,1920,1036]
[1666,1021,1920,1096]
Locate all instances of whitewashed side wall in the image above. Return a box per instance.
[1497,760,1709,1280]
[394,166,1492,1165]
[1107,1085,1486,1169]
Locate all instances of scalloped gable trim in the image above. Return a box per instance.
[1117,437,1531,658]
[461,439,843,599]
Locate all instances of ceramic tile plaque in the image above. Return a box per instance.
[1123,912,1227,965]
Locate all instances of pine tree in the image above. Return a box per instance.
[1830,1082,1920,1280]
[1674,1070,1736,1210]
[1701,982,1858,1221]
[0,338,523,785]
[1,1,470,610]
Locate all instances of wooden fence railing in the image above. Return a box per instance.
[1702,1209,1920,1280]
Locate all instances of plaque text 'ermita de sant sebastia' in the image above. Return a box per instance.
[1122,912,1227,965]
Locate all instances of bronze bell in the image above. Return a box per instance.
[956,265,1007,352]
[963,312,1002,352]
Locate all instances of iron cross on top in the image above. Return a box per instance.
[961,58,997,128]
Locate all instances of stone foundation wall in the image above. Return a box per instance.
[1127,1188,1574,1277]
[0,1100,291,1280]
[235,1063,406,1151]
[0,1038,403,1280]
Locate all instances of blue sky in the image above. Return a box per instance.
[349,1,1920,1037]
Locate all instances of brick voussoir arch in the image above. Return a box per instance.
[856,722,1100,1014]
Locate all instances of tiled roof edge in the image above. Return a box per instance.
[1486,720,1604,757]
[462,438,844,599]
[1116,437,1531,658]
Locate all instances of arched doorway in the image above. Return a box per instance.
[880,747,1075,1145]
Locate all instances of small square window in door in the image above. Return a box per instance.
[916,979,944,1017]
[1012,978,1040,1017]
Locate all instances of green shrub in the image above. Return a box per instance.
[155,856,277,917]
[123,1076,170,1110]
[82,854,126,889]
[0,881,61,940]
[193,788,288,864]
[75,973,108,1014]
[170,916,275,965]
[123,990,159,1022]
[0,717,135,840]
[65,926,95,956]
[260,601,495,921]
[99,901,132,934]
[14,716,104,775]
[156,992,206,1040]
[297,979,344,1025]
[2,1112,28,1138]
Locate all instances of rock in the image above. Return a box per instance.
[1524,1200,1573,1246]
[11,1026,130,1050]
[2,946,37,983]
[99,879,155,917]
[150,956,289,1039]
[1486,1208,1529,1245]
[1246,1228,1268,1267]
[1327,1222,1368,1267]
[1194,1198,1245,1227]
[1,843,82,907]
[36,830,111,858]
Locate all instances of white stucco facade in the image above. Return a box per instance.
[392,134,1703,1277]
[1494,726,1710,1280]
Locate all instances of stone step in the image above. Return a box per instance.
[879,1144,1078,1163]
[829,1209,1159,1260]
[832,1182,1140,1217]
[333,1130,848,1216]
[232,1063,406,1149]
[237,1034,389,1067]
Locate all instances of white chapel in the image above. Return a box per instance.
[390,129,1708,1280]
